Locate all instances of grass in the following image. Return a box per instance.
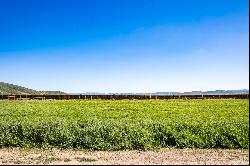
[43,156,61,164]
[32,155,60,164]
[64,158,71,162]
[0,99,248,150]
[1,155,61,164]
[75,157,97,162]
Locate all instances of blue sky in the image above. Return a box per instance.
[0,0,249,93]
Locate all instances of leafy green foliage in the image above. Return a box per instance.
[0,99,248,150]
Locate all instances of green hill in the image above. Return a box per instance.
[0,82,67,95]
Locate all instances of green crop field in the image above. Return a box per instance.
[0,99,248,150]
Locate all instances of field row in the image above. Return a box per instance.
[0,99,248,150]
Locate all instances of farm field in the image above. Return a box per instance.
[0,99,249,150]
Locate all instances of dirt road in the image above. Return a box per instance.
[0,148,248,165]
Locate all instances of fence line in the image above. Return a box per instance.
[0,94,248,100]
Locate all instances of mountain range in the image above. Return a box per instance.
[0,82,248,95]
[0,82,67,95]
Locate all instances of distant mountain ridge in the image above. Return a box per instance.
[155,89,249,95]
[0,82,248,95]
[0,82,67,95]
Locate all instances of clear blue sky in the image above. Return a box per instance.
[0,0,249,93]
